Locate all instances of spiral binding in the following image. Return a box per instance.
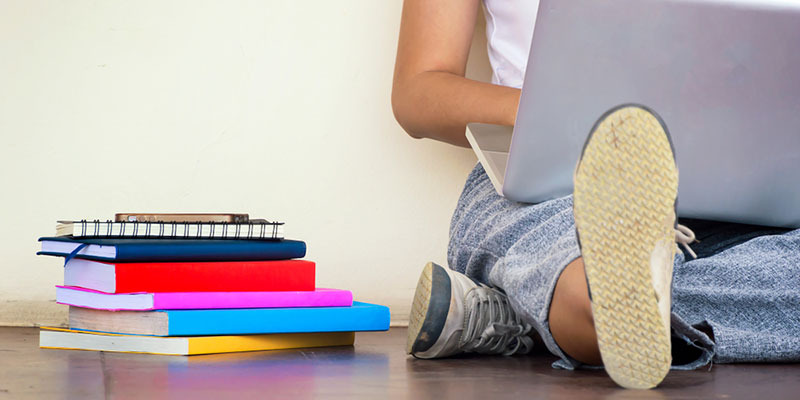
[73,219,284,240]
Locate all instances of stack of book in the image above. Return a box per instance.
[36,213,390,355]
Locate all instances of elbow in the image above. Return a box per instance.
[391,82,423,140]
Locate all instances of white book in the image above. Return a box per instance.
[39,327,355,356]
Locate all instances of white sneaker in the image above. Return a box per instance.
[573,104,694,389]
[406,262,534,359]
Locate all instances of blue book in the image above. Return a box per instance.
[68,301,391,336]
[37,236,306,262]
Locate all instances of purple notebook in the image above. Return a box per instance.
[56,286,353,311]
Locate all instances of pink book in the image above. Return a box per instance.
[56,286,353,311]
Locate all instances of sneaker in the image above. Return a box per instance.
[406,262,534,359]
[573,104,693,389]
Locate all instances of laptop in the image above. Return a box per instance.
[467,0,800,228]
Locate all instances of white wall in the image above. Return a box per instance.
[0,1,492,326]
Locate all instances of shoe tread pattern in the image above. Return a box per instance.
[407,263,434,354]
[574,106,677,389]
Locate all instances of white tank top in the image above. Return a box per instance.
[482,0,540,89]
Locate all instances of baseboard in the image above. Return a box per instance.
[0,300,68,327]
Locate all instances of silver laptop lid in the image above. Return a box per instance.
[504,0,800,227]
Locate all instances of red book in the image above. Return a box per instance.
[63,259,315,293]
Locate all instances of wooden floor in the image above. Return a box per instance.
[1,327,799,399]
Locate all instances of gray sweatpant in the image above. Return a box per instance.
[448,164,800,370]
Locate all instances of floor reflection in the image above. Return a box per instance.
[66,346,390,399]
[9,328,798,399]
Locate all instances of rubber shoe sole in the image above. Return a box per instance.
[406,262,452,356]
[573,104,678,389]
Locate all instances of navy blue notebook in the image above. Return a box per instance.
[37,237,306,262]
[68,301,391,336]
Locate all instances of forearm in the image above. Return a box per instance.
[392,71,521,148]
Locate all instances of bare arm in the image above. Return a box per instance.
[391,0,521,147]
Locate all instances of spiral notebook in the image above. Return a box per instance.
[56,220,284,240]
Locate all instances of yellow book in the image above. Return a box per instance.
[39,327,354,356]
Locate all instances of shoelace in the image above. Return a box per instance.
[459,286,534,356]
[675,223,698,259]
